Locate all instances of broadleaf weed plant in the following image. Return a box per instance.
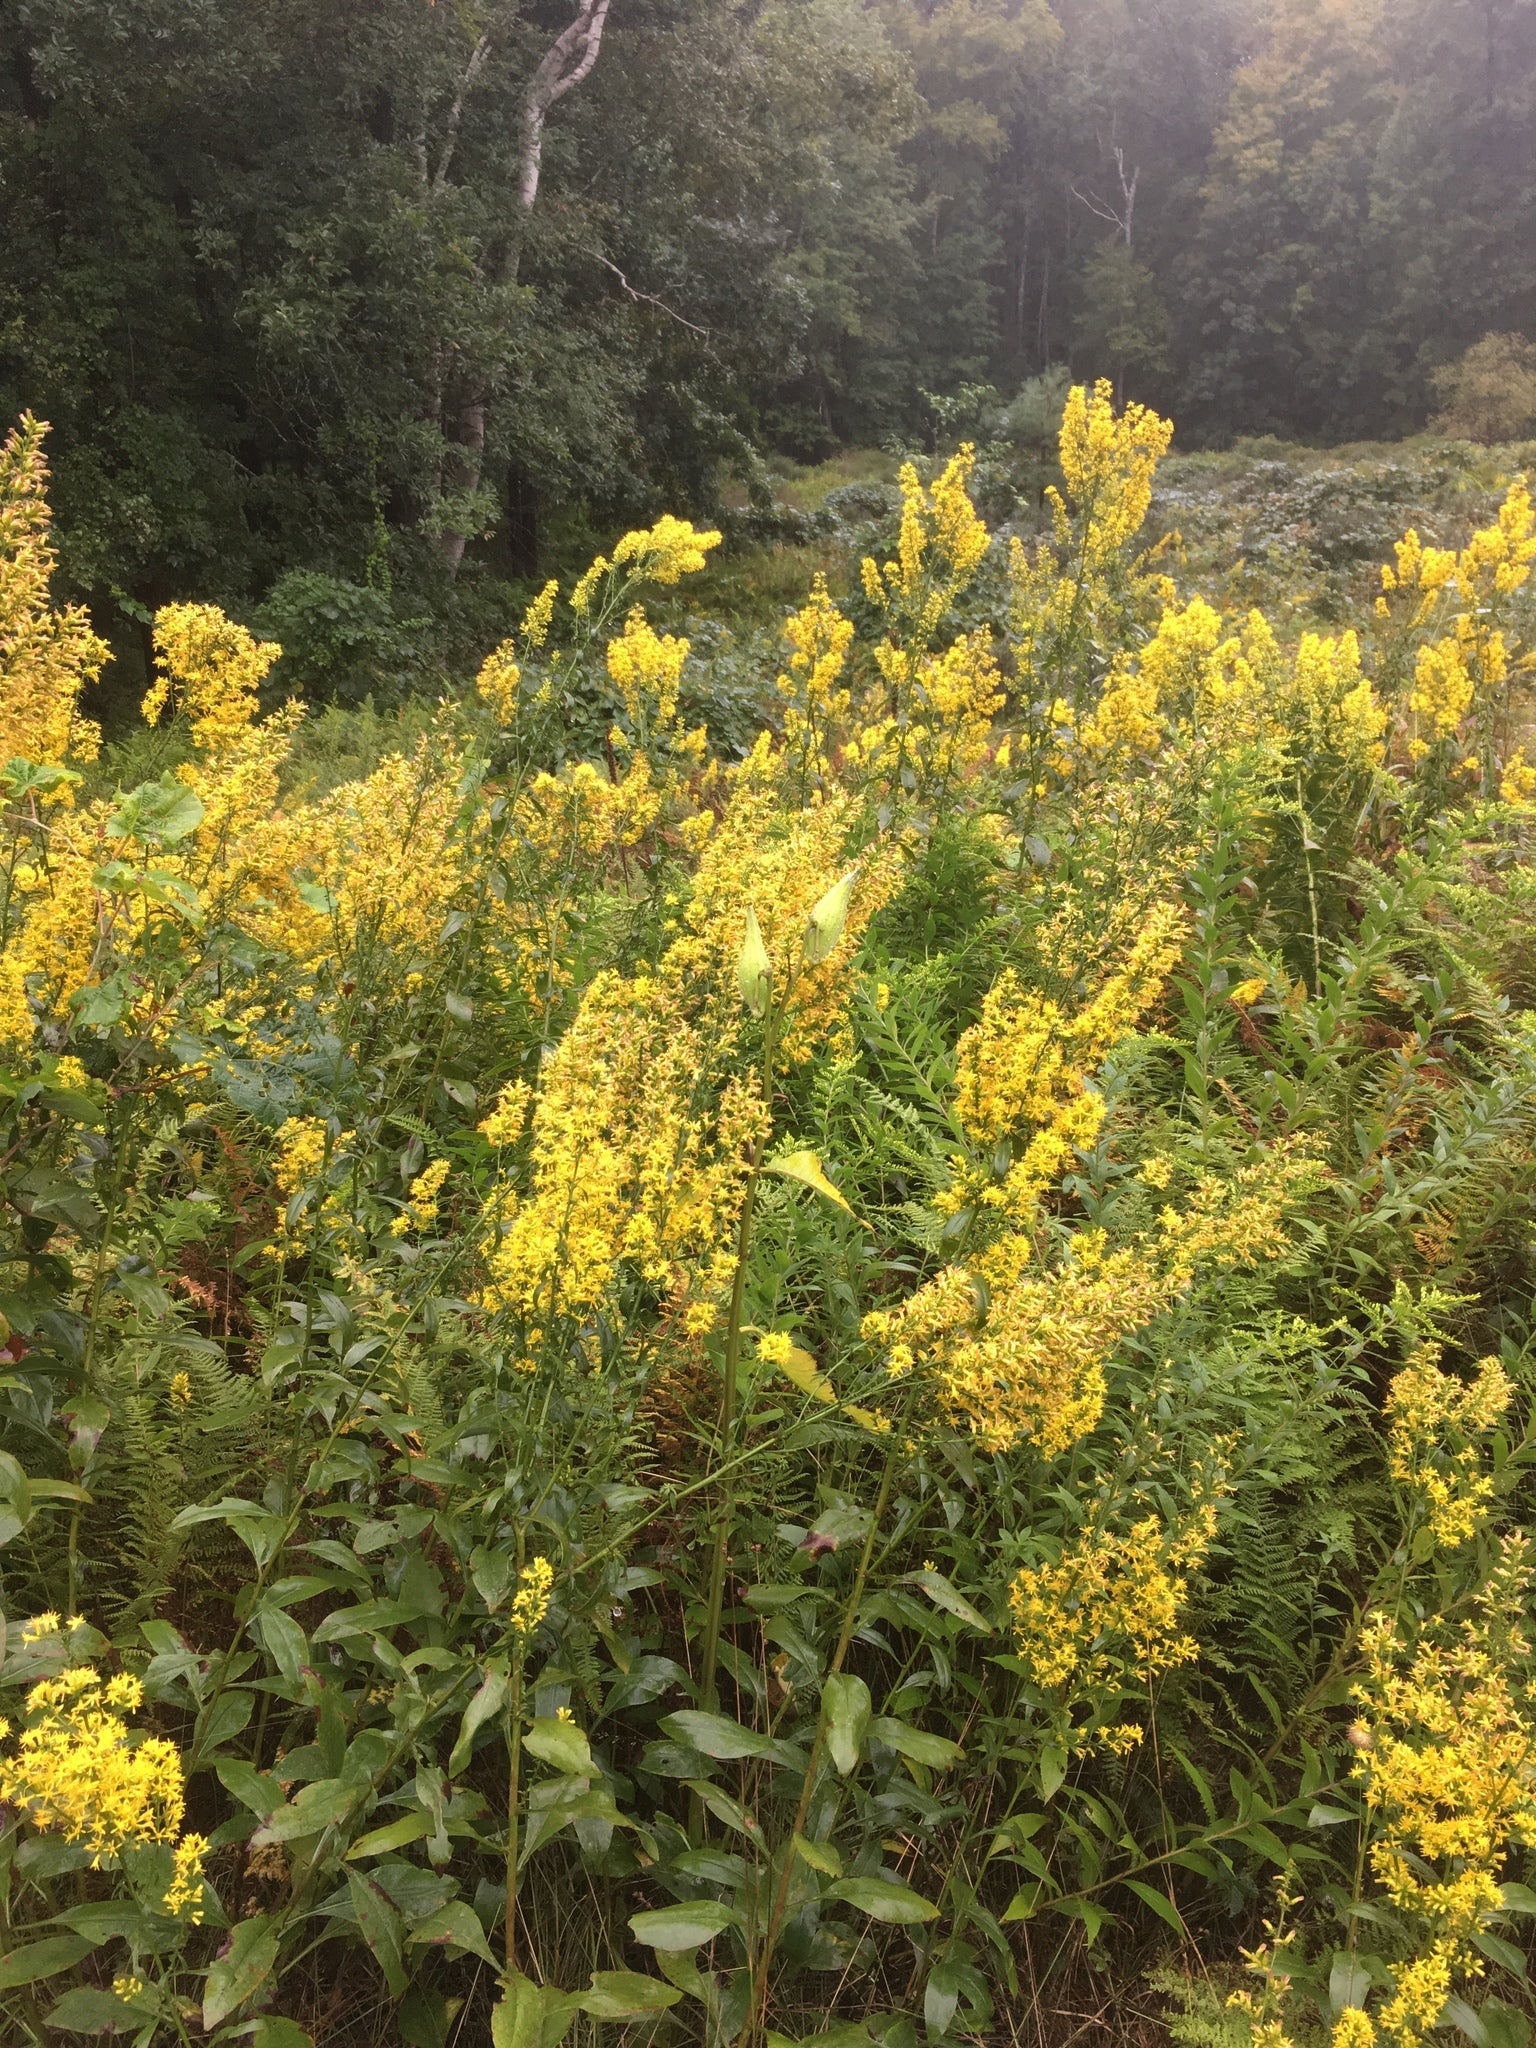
[0,391,1533,2047]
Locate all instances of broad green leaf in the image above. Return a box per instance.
[661,1710,772,1760]
[1329,1952,1374,2015]
[247,2021,315,2048]
[43,1987,139,2032]
[490,1970,580,2048]
[203,1913,278,2029]
[826,1876,939,1924]
[793,1833,843,1876]
[579,1971,683,2019]
[216,1757,282,1816]
[251,1776,364,1846]
[869,1716,961,1769]
[0,1935,93,1986]
[765,1148,854,1215]
[685,1779,766,1844]
[449,1658,508,1774]
[822,1672,872,1776]
[347,1868,408,1997]
[254,1605,308,1685]
[346,1811,436,1860]
[628,1901,741,1949]
[523,1716,594,1776]
[407,1900,499,1968]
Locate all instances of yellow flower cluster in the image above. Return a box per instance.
[1056,379,1174,558]
[0,1666,184,1864]
[1009,1492,1220,1705]
[390,1156,450,1238]
[1352,1537,1536,2044]
[606,606,702,757]
[659,764,902,1064]
[777,575,854,790]
[865,1146,1314,1457]
[0,416,105,772]
[143,603,280,755]
[479,971,765,1346]
[1006,385,1174,735]
[571,514,721,612]
[1385,1343,1511,1548]
[947,901,1185,1223]
[860,446,990,662]
[510,1555,555,1638]
[480,1078,533,1146]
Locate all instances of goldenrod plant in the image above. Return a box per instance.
[0,393,1533,2048]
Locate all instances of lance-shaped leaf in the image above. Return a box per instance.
[762,1337,837,1404]
[765,1148,854,1216]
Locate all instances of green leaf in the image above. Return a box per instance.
[203,1913,279,2029]
[826,1876,939,1924]
[0,1935,93,1987]
[254,1605,308,1686]
[578,1971,683,2020]
[42,1987,139,2032]
[347,1867,408,1997]
[1329,1953,1374,2015]
[793,1833,843,1876]
[898,1566,992,1633]
[823,1672,872,1776]
[250,1776,364,1846]
[449,1658,509,1775]
[407,1900,499,1968]
[869,1716,961,1769]
[245,2021,315,2048]
[107,777,205,847]
[346,1811,436,1860]
[216,1757,283,1817]
[523,1716,594,1776]
[628,1901,741,1949]
[1124,1879,1185,1932]
[661,1710,773,1760]
[684,1779,766,1844]
[490,1971,580,2048]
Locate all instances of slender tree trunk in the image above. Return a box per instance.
[437,0,612,576]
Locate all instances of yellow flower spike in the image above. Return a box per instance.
[510,1557,555,1639]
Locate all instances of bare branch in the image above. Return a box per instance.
[595,254,709,338]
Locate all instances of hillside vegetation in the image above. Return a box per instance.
[0,388,1533,2048]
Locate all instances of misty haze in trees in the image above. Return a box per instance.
[2,0,1534,637]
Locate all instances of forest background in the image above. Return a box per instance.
[6,0,1536,710]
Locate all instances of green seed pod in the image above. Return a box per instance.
[737,905,772,1017]
[802,867,858,965]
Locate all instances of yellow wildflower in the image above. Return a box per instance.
[0,1666,184,1863]
[510,1556,555,1638]
[162,1832,209,1920]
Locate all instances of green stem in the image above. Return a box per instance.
[749,1446,900,2045]
[505,1649,524,1975]
[697,1000,781,1721]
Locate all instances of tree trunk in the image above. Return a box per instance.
[436,0,612,576]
